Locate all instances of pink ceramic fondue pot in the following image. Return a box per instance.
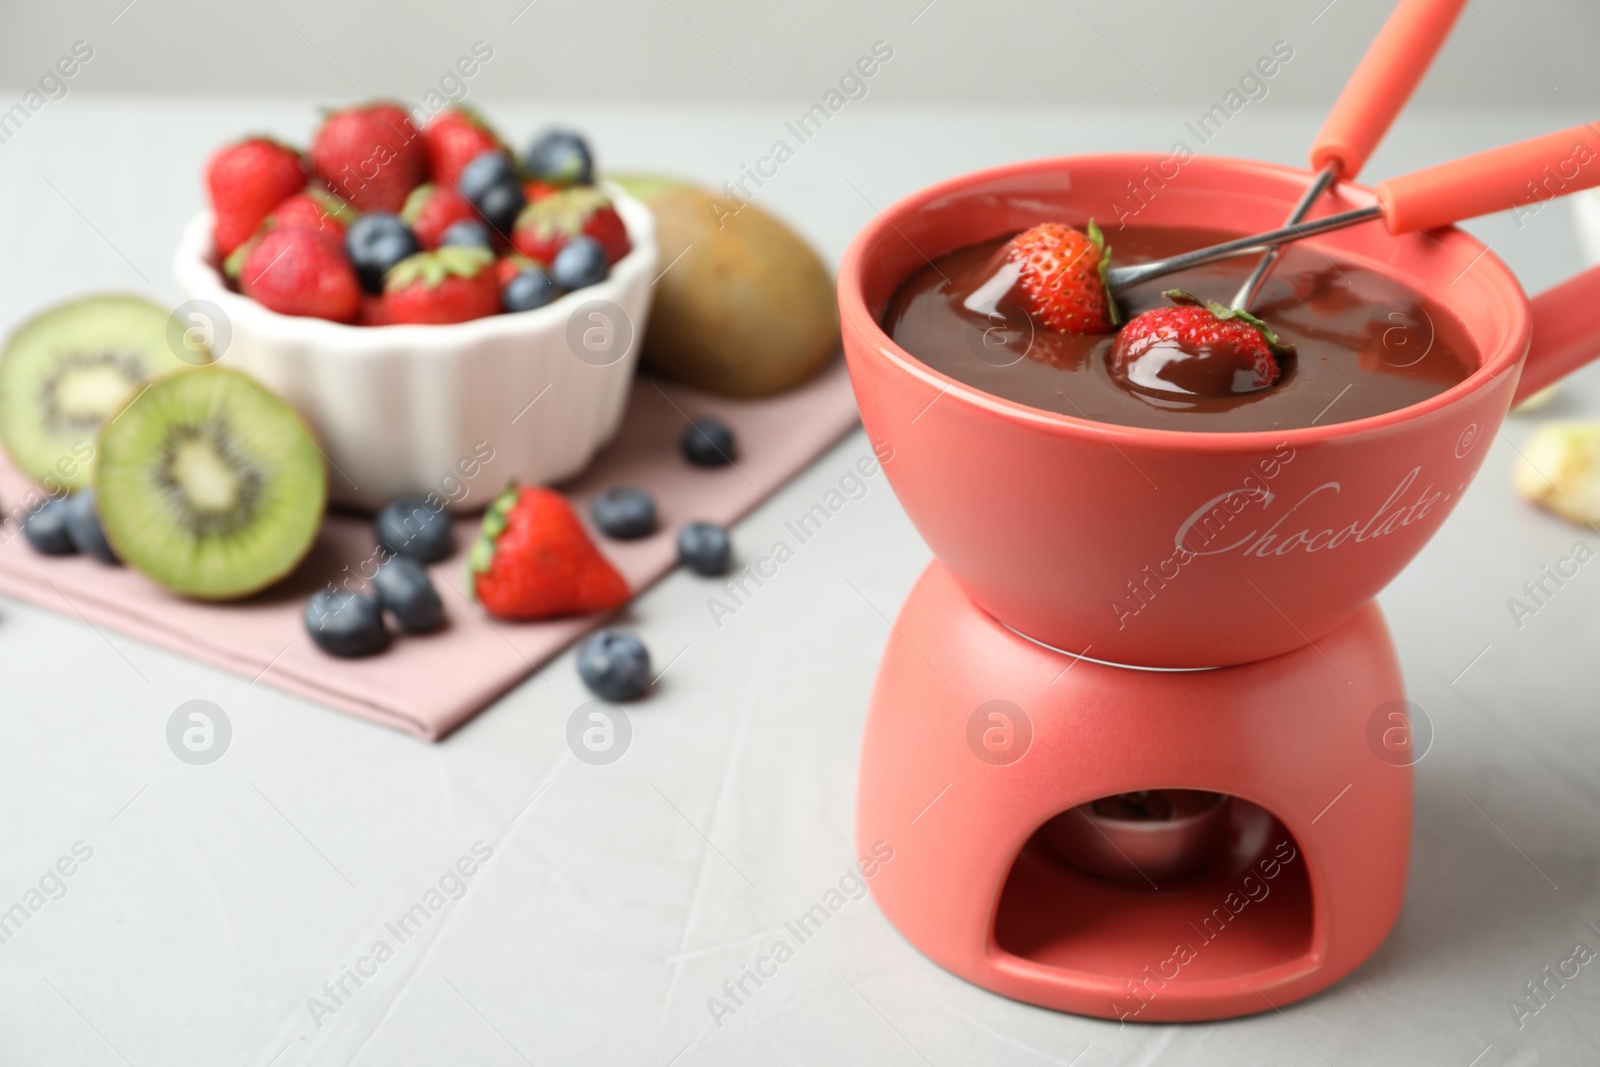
[839,146,1600,668]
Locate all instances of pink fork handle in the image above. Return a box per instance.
[1310,0,1468,178]
[1375,122,1600,233]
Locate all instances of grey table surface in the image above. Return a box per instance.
[0,97,1598,1066]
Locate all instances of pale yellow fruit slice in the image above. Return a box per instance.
[1516,421,1600,524]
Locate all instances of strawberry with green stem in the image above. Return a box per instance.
[311,103,428,214]
[1001,219,1120,334]
[380,246,500,324]
[206,137,308,257]
[422,108,504,190]
[239,226,362,323]
[511,187,630,266]
[469,484,630,619]
[401,183,481,249]
[1109,289,1296,399]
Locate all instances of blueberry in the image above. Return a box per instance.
[459,150,518,203]
[680,418,737,467]
[22,497,76,555]
[551,236,608,290]
[475,180,527,236]
[372,557,444,634]
[677,522,732,576]
[440,219,494,249]
[346,213,420,294]
[458,152,527,235]
[304,589,389,657]
[63,490,119,564]
[590,486,656,540]
[525,129,594,187]
[502,266,558,312]
[374,497,453,563]
[577,630,651,701]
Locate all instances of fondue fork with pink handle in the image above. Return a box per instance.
[1232,0,1469,310]
[1105,121,1600,292]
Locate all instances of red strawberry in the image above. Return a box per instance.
[205,138,307,257]
[511,187,631,265]
[311,103,427,214]
[380,246,499,325]
[268,190,350,238]
[222,188,351,280]
[1003,220,1118,334]
[1110,290,1295,399]
[495,252,538,288]
[401,183,480,249]
[240,226,361,323]
[359,294,390,327]
[469,484,629,619]
[523,179,560,204]
[422,108,502,190]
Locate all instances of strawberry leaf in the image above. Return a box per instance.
[467,483,521,580]
[1087,218,1122,327]
[1218,304,1297,358]
[222,237,257,280]
[305,184,354,224]
[385,246,494,291]
[1086,217,1104,251]
[387,251,443,290]
[400,183,436,224]
[515,186,611,236]
[436,245,494,278]
[1160,289,1296,358]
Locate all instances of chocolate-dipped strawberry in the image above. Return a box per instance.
[973,221,1120,334]
[1108,290,1295,401]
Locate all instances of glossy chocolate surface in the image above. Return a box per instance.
[881,226,1476,432]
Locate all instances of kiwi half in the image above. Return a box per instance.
[96,368,326,600]
[0,295,199,491]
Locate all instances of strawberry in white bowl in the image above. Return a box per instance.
[174,104,656,512]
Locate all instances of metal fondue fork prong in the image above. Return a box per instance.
[1104,204,1384,294]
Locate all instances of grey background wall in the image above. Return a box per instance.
[0,0,1596,107]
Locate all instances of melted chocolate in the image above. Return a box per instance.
[881,226,1476,432]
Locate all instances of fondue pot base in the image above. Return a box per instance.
[856,561,1413,1022]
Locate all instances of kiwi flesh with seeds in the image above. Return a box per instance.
[95,367,326,600]
[0,294,200,492]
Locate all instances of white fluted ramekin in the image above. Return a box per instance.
[172,183,657,513]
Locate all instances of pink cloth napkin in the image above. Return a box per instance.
[0,362,860,740]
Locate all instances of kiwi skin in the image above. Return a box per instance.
[610,174,839,398]
[95,367,327,601]
[0,293,198,492]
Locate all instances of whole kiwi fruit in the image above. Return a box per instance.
[614,175,838,398]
